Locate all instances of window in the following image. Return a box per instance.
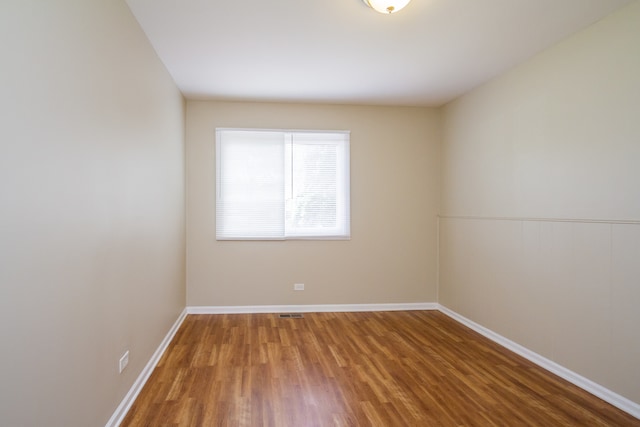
[216,129,350,240]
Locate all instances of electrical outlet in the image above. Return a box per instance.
[294,283,305,291]
[119,350,129,373]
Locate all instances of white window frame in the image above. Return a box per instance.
[216,128,350,241]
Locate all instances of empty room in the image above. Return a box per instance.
[1,0,639,426]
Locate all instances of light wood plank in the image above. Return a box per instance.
[122,311,640,426]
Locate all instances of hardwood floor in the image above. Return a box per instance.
[121,311,639,426]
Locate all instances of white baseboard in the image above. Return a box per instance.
[437,304,640,420]
[187,302,437,314]
[105,308,188,427]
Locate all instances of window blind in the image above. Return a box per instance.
[216,129,350,240]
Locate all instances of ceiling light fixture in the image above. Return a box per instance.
[362,0,411,14]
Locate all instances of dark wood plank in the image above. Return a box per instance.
[121,311,640,426]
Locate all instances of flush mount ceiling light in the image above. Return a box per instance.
[362,0,412,14]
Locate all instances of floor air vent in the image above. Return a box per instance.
[278,313,304,319]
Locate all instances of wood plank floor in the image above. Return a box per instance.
[121,311,639,426]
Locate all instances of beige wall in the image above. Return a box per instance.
[186,101,439,306]
[0,1,185,426]
[440,0,640,405]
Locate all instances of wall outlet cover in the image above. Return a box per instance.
[119,351,129,373]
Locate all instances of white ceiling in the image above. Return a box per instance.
[125,0,631,106]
